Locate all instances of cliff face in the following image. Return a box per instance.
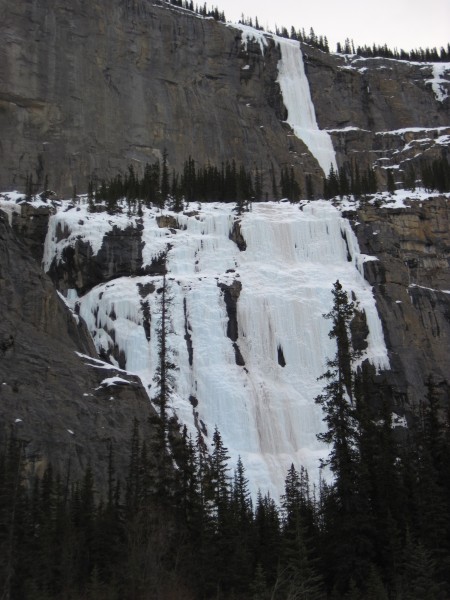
[1,0,292,194]
[1,0,448,196]
[0,206,157,484]
[351,196,450,403]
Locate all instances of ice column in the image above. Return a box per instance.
[276,37,337,175]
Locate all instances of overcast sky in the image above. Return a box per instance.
[223,0,449,53]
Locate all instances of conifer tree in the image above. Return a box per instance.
[254,491,281,588]
[315,281,374,593]
[208,426,231,512]
[386,169,396,194]
[278,464,325,600]
[160,148,170,206]
[151,264,177,504]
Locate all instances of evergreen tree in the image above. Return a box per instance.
[403,164,416,191]
[151,265,177,504]
[254,491,281,589]
[339,167,350,198]
[278,464,324,599]
[160,148,170,206]
[306,174,315,200]
[386,169,396,194]
[315,281,374,592]
[208,426,231,512]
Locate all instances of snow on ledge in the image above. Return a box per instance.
[409,283,450,295]
[96,376,132,389]
[375,126,450,136]
[75,352,136,375]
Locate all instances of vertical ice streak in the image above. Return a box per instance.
[276,38,337,175]
[428,62,450,102]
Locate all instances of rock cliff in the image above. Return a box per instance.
[349,196,450,404]
[0,206,157,485]
[1,0,448,196]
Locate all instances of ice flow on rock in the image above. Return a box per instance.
[44,200,389,501]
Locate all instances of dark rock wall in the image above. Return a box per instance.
[348,197,450,403]
[0,208,157,485]
[1,0,448,196]
[0,0,306,194]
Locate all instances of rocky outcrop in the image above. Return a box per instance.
[46,218,167,295]
[306,51,449,133]
[0,209,157,485]
[348,196,450,403]
[304,49,450,185]
[10,202,55,263]
[229,219,247,251]
[1,0,448,196]
[218,279,245,366]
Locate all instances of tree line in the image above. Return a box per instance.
[26,151,450,210]
[323,155,450,200]
[88,153,304,213]
[323,164,378,200]
[235,12,449,63]
[161,0,226,22]
[337,40,450,63]
[1,280,449,599]
[90,152,450,213]
[162,0,450,64]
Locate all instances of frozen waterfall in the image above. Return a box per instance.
[232,23,337,177]
[276,38,337,176]
[45,200,388,500]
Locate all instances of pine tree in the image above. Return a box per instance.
[315,281,374,592]
[250,563,269,599]
[400,536,443,600]
[151,264,177,506]
[386,169,396,194]
[279,464,325,600]
[229,457,254,594]
[339,167,350,198]
[208,427,231,512]
[254,492,281,589]
[160,148,170,206]
[254,167,263,201]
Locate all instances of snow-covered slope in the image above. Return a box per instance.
[41,199,388,499]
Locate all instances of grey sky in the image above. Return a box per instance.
[223,0,449,52]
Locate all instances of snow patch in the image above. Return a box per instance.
[96,376,132,389]
[392,413,407,429]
